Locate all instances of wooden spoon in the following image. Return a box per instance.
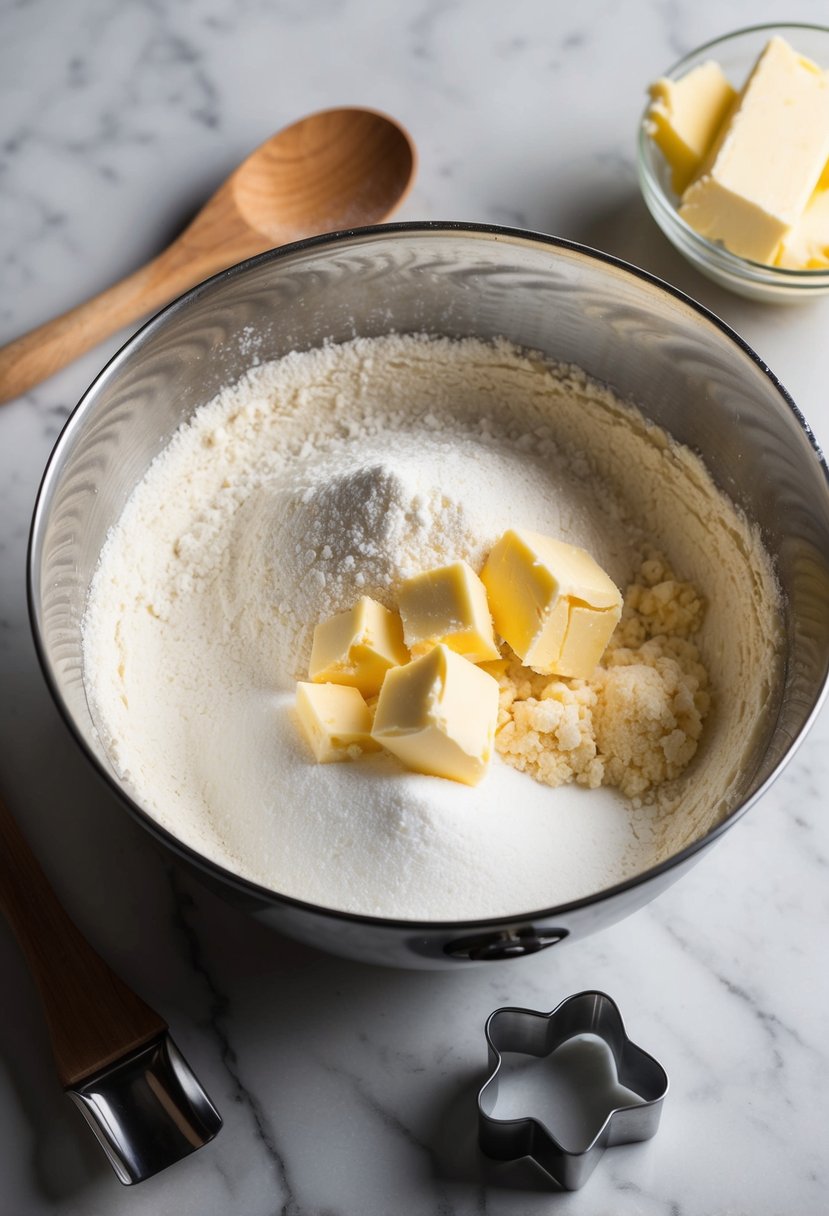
[0,106,416,405]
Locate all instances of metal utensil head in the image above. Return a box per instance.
[66,1032,222,1184]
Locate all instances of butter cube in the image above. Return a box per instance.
[679,37,829,263]
[481,529,622,679]
[372,644,498,786]
[296,682,380,763]
[398,560,500,663]
[309,596,409,696]
[647,61,737,194]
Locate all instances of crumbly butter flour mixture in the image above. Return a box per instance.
[83,336,782,919]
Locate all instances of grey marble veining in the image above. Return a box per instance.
[2,1,829,1212]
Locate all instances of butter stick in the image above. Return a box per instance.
[679,37,829,263]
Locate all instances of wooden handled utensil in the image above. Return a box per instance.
[0,106,415,405]
[0,787,221,1184]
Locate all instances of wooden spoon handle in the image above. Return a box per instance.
[0,787,166,1088]
[0,245,204,407]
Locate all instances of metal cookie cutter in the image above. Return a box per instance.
[477,990,668,1191]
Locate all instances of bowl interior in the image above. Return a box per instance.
[30,225,829,920]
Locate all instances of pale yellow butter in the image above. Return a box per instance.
[647,61,736,194]
[296,682,379,763]
[481,529,622,679]
[478,657,510,680]
[309,595,409,696]
[371,643,499,786]
[678,37,829,263]
[775,169,829,268]
[398,560,500,663]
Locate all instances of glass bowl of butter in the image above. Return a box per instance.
[638,23,829,301]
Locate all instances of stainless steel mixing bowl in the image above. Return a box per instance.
[28,223,829,967]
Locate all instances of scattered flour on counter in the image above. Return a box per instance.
[82,334,783,920]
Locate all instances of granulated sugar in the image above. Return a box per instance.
[82,335,782,919]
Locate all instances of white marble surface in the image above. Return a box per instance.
[2,1,829,1212]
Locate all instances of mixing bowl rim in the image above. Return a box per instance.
[27,220,829,933]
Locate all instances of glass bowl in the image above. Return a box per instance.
[637,23,829,302]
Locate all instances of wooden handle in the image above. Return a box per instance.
[0,185,264,408]
[0,242,202,406]
[0,787,166,1088]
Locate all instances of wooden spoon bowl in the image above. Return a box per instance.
[234,107,417,241]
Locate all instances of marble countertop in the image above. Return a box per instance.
[2,1,829,1212]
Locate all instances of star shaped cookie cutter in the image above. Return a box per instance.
[477,990,668,1191]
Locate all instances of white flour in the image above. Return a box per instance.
[82,335,782,919]
[220,436,611,684]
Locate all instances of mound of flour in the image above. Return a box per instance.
[82,335,781,919]
[218,437,610,684]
